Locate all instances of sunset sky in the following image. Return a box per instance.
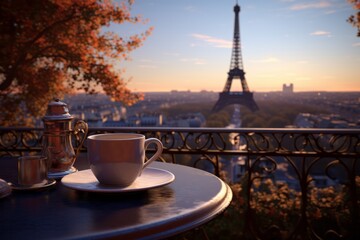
[113,0,360,92]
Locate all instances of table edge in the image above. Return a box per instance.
[68,163,233,240]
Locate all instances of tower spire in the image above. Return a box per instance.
[230,2,243,71]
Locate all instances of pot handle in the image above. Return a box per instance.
[73,120,89,158]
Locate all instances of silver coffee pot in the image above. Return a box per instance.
[42,99,88,177]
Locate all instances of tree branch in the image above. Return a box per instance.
[0,8,79,91]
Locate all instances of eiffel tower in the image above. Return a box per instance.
[212,2,259,112]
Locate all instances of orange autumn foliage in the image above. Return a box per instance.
[347,0,360,37]
[0,0,152,126]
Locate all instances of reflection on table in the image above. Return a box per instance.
[0,156,232,240]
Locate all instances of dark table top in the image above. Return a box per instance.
[0,156,232,240]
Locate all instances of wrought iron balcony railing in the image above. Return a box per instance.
[1,127,359,240]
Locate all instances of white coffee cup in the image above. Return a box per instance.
[87,133,163,186]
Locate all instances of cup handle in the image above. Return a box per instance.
[143,138,163,169]
[73,120,89,158]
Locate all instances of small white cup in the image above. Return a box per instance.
[87,133,163,186]
[18,155,47,186]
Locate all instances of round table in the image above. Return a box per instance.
[0,157,232,240]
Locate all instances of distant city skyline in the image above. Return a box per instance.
[109,0,359,92]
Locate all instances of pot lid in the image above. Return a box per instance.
[43,99,73,121]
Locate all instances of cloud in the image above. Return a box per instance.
[163,52,180,57]
[325,10,336,14]
[138,59,158,69]
[191,34,232,48]
[180,58,206,65]
[185,5,196,12]
[251,57,280,63]
[290,1,331,10]
[139,65,158,69]
[310,30,331,36]
[353,42,360,47]
[321,75,336,80]
[295,76,312,81]
[296,60,309,64]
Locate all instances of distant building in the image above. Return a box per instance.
[103,120,129,127]
[294,113,314,128]
[103,113,163,127]
[165,112,206,127]
[282,83,294,93]
[140,113,163,126]
[221,156,246,184]
[294,113,359,128]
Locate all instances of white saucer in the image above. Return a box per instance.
[9,179,56,191]
[61,167,175,193]
[48,167,78,179]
